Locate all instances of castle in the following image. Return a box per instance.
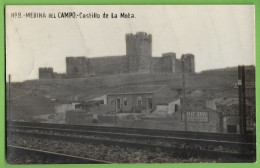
[39,32,195,79]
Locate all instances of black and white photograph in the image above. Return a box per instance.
[5,5,256,164]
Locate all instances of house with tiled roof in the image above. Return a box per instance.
[106,85,179,113]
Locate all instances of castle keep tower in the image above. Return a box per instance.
[126,32,152,73]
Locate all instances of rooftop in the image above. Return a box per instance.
[76,100,104,106]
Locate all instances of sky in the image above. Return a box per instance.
[5,5,255,82]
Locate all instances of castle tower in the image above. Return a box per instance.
[126,32,152,73]
[162,52,177,73]
[181,54,195,73]
[39,67,54,79]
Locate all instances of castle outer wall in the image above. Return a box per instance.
[39,67,66,80]
[66,56,128,76]
[66,57,89,77]
[48,32,195,78]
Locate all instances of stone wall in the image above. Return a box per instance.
[116,108,221,133]
[89,56,128,75]
[66,56,128,76]
[66,57,89,77]
[151,57,161,73]
[39,67,66,79]
[53,72,66,79]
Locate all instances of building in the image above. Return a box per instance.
[154,98,181,115]
[65,100,104,125]
[180,98,221,133]
[106,85,179,113]
[66,32,195,77]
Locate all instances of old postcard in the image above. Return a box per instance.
[5,5,256,164]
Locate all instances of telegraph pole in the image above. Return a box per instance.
[182,58,187,131]
[8,74,11,121]
[241,66,247,134]
[114,97,117,127]
[238,66,246,134]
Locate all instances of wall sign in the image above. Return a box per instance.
[186,111,209,122]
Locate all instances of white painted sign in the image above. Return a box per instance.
[186,111,209,122]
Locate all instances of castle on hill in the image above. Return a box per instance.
[39,32,195,79]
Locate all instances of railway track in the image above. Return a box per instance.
[7,127,256,162]
[7,145,112,164]
[8,125,255,151]
[7,121,255,143]
[7,121,256,163]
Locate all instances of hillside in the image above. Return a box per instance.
[8,68,240,103]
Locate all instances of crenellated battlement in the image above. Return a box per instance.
[181,53,194,60]
[126,32,152,42]
[39,67,66,79]
[39,67,53,73]
[66,56,87,62]
[162,52,176,58]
